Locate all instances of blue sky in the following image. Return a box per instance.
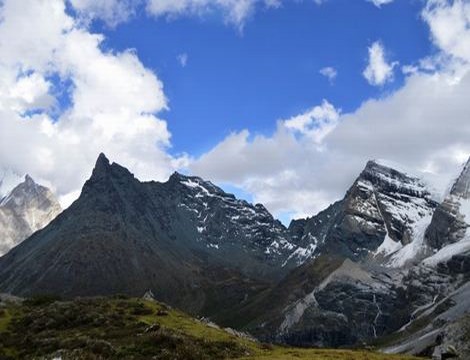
[95,0,431,157]
[1,0,470,224]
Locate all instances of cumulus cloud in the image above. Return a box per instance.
[363,41,398,86]
[0,0,186,206]
[283,100,340,144]
[192,0,470,221]
[319,66,337,83]
[191,102,343,218]
[422,0,470,63]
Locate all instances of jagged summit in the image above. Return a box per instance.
[0,155,300,310]
[359,159,432,199]
[0,175,61,256]
[424,156,470,261]
[287,159,437,265]
[24,174,35,186]
[90,153,121,178]
[450,156,470,198]
[95,152,110,168]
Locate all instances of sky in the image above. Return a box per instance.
[0,0,470,224]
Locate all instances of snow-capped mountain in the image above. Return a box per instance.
[424,157,470,265]
[287,160,438,266]
[236,157,470,358]
[1,154,470,357]
[0,175,62,256]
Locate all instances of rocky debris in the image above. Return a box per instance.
[0,292,23,306]
[144,323,161,333]
[142,290,156,302]
[274,259,409,347]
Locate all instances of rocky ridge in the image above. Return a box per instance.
[1,154,470,358]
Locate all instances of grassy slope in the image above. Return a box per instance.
[0,296,420,360]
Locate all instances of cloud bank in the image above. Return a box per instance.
[191,0,470,220]
[0,0,186,205]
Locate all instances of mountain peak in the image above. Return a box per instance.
[90,153,111,179]
[24,174,35,186]
[364,159,401,173]
[450,156,470,198]
[169,171,187,180]
[96,152,110,168]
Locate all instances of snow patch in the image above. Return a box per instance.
[459,198,470,224]
[388,214,433,267]
[423,232,470,266]
[375,235,402,257]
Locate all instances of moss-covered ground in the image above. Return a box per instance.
[0,296,421,360]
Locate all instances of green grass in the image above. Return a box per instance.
[0,308,13,332]
[0,296,421,360]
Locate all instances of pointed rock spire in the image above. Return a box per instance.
[450,156,470,198]
[24,174,35,186]
[91,153,111,179]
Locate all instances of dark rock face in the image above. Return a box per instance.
[0,154,302,317]
[438,251,470,275]
[426,159,470,250]
[251,257,412,347]
[281,281,408,347]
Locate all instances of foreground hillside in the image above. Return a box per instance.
[0,296,418,360]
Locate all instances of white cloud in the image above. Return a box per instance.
[69,0,139,26]
[146,0,281,29]
[177,53,188,67]
[0,0,186,206]
[422,0,470,63]
[283,100,340,144]
[319,66,337,83]
[192,0,470,221]
[69,0,287,29]
[191,102,343,217]
[363,41,397,86]
[367,0,394,8]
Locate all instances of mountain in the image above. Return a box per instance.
[424,157,470,263]
[0,175,62,255]
[288,160,438,265]
[0,154,308,318]
[1,154,470,358]
[232,158,470,358]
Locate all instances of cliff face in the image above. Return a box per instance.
[425,158,470,252]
